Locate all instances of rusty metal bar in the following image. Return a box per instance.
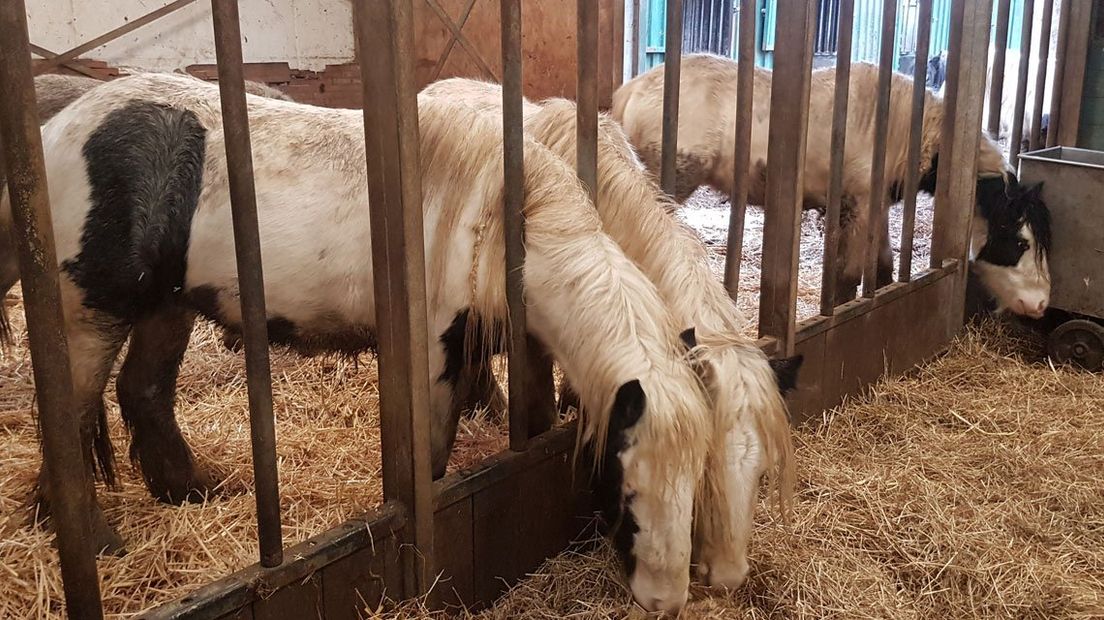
[899,0,932,283]
[862,0,898,298]
[1029,0,1055,151]
[987,0,1012,138]
[577,0,599,200]
[1046,0,1071,148]
[0,2,104,617]
[722,0,757,300]
[209,0,282,568]
[352,0,436,599]
[35,0,196,75]
[818,0,855,315]
[1009,0,1036,164]
[659,0,684,197]
[758,0,814,354]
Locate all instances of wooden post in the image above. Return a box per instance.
[722,0,758,300]
[899,0,933,283]
[862,0,898,299]
[1029,0,1055,151]
[987,0,1012,138]
[1046,0,1071,148]
[819,0,855,314]
[659,0,684,197]
[1009,0,1036,164]
[352,0,436,601]
[1055,0,1092,147]
[758,0,815,355]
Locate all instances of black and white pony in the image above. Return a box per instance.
[2,73,719,613]
[420,78,801,591]
[612,55,1052,318]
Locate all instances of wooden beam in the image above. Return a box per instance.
[1056,0,1091,146]
[723,0,759,300]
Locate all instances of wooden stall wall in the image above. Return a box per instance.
[412,0,624,106]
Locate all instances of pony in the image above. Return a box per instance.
[3,73,713,614]
[611,54,1052,318]
[0,73,293,348]
[420,77,801,591]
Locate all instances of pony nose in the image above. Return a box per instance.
[1015,297,1048,318]
[639,591,688,615]
[631,568,689,615]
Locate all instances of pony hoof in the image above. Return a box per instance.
[151,465,223,505]
[92,523,127,557]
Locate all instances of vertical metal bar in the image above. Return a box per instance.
[987,0,1012,138]
[0,2,104,617]
[819,0,855,315]
[1029,0,1055,151]
[578,0,600,200]
[899,0,932,283]
[722,0,758,298]
[631,0,642,76]
[1047,0,1071,148]
[1009,0,1036,164]
[660,0,684,197]
[209,0,282,569]
[862,0,898,298]
[353,0,436,599]
[758,0,815,354]
[502,0,529,450]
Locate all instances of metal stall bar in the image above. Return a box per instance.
[899,0,932,283]
[209,0,283,568]
[631,0,642,77]
[722,0,758,298]
[578,0,600,200]
[862,0,898,299]
[931,0,965,270]
[819,0,855,315]
[502,0,556,447]
[987,0,1012,138]
[932,0,994,277]
[660,0,684,197]
[1046,0,1071,148]
[1029,0,1055,151]
[1009,0,1036,164]
[0,1,104,617]
[758,0,815,354]
[353,0,436,599]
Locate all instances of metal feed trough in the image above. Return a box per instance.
[1019,147,1104,371]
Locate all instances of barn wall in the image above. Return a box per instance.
[412,0,624,106]
[26,0,354,72]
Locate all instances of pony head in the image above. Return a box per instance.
[971,173,1051,318]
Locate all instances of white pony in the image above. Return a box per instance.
[612,55,1052,318]
[4,73,712,613]
[420,78,800,591]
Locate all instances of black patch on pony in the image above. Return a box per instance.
[595,379,647,577]
[769,354,804,395]
[917,153,939,195]
[975,174,1051,268]
[438,309,501,385]
[64,100,207,321]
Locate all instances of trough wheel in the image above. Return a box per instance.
[1047,319,1104,371]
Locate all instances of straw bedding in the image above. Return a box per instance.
[380,319,1104,619]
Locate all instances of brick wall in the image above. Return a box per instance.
[186,62,363,109]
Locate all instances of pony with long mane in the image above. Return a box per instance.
[420,77,800,591]
[3,73,712,613]
[612,54,1052,318]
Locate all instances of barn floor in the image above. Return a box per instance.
[0,192,936,617]
[388,319,1104,619]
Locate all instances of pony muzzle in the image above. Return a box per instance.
[629,565,690,614]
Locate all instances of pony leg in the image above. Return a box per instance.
[35,286,130,555]
[0,243,18,348]
[116,304,217,504]
[834,195,869,303]
[876,209,894,287]
[457,355,507,420]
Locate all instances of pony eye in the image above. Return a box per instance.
[1018,239,1030,251]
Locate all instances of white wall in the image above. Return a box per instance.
[27,0,355,72]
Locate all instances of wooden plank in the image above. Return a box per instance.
[758,0,815,354]
[253,574,323,620]
[1056,0,1091,146]
[1046,0,1071,148]
[862,0,899,298]
[214,607,253,620]
[433,499,474,609]
[1030,0,1056,151]
[353,0,436,601]
[321,535,401,620]
[723,0,759,299]
[987,0,1012,138]
[471,451,591,604]
[788,330,827,426]
[819,0,855,313]
[659,0,684,196]
[1008,0,1036,164]
[899,0,933,283]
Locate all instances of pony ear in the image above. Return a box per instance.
[679,327,698,350]
[609,380,647,435]
[769,354,804,395]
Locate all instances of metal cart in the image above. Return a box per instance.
[1019,147,1104,371]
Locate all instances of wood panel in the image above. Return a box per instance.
[433,498,475,608]
[252,573,323,620]
[412,0,623,105]
[320,536,401,620]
